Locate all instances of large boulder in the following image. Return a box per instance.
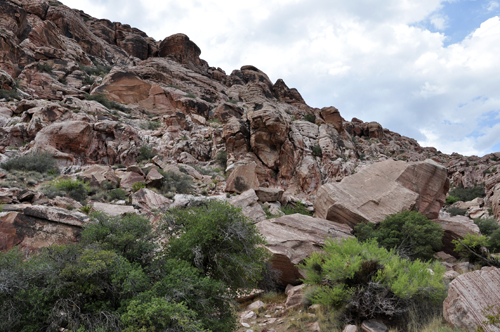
[225,162,260,193]
[256,214,353,286]
[229,189,266,223]
[435,215,481,257]
[131,188,171,211]
[314,159,449,227]
[443,267,500,331]
[159,33,205,68]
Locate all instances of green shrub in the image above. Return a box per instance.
[37,62,52,74]
[136,144,156,163]
[354,211,443,261]
[312,144,323,157]
[158,170,193,194]
[300,238,446,323]
[184,93,196,98]
[445,195,460,205]
[79,63,112,77]
[215,150,227,169]
[43,178,90,203]
[303,114,316,124]
[161,200,269,296]
[1,151,58,173]
[108,188,127,200]
[448,186,485,202]
[448,206,467,216]
[80,205,92,215]
[132,182,146,192]
[0,88,19,100]
[84,93,128,112]
[281,201,311,216]
[453,233,490,264]
[488,229,500,253]
[83,76,95,86]
[474,218,500,236]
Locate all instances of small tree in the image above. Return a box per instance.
[161,200,269,296]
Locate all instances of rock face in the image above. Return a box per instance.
[314,159,449,227]
[256,214,352,285]
[229,189,266,222]
[443,267,500,332]
[225,162,260,193]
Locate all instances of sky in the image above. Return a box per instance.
[60,0,500,156]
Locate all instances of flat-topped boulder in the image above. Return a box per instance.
[435,215,481,257]
[314,159,449,227]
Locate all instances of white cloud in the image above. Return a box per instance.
[59,0,500,156]
[486,1,499,11]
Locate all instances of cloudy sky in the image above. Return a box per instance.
[60,0,500,156]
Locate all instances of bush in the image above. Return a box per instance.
[448,206,467,216]
[281,201,311,216]
[312,144,323,157]
[0,88,19,100]
[448,186,485,202]
[453,233,490,264]
[354,211,443,261]
[108,188,127,201]
[161,200,269,296]
[79,63,112,77]
[303,114,316,124]
[300,238,446,324]
[215,150,227,169]
[184,93,196,98]
[158,170,193,194]
[475,218,500,236]
[136,144,156,163]
[445,195,460,205]
[1,151,57,173]
[488,229,500,253]
[37,62,52,74]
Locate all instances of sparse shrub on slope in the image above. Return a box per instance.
[300,237,446,325]
[448,185,486,202]
[1,151,58,174]
[42,178,90,203]
[354,211,444,261]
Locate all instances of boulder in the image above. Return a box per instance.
[225,162,260,193]
[92,70,151,105]
[314,159,449,227]
[24,206,89,227]
[78,164,119,187]
[145,168,164,186]
[247,300,265,311]
[361,320,387,332]
[229,189,266,222]
[255,187,284,202]
[92,202,136,216]
[256,214,352,285]
[343,325,358,332]
[435,215,481,257]
[0,211,82,252]
[320,106,343,132]
[118,171,145,191]
[443,267,500,332]
[285,284,306,310]
[131,188,171,211]
[159,33,205,68]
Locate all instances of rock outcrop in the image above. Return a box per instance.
[435,215,481,257]
[314,159,449,227]
[443,267,500,331]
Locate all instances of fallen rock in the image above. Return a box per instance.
[247,300,265,311]
[255,187,284,202]
[24,206,89,227]
[285,284,305,310]
[443,267,500,332]
[131,188,171,211]
[435,215,481,257]
[79,164,119,187]
[225,162,260,193]
[145,168,164,186]
[118,171,145,191]
[240,310,257,323]
[229,189,266,222]
[343,325,358,332]
[92,202,136,216]
[361,320,387,332]
[314,159,449,227]
[256,214,353,285]
[444,270,460,281]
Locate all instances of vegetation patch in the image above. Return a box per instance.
[1,151,58,174]
[83,93,128,112]
[448,185,485,202]
[42,178,90,203]
[136,144,156,163]
[303,113,316,124]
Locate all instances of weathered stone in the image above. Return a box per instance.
[24,206,89,227]
[361,320,387,332]
[256,214,352,285]
[131,188,171,211]
[229,189,266,222]
[240,310,257,323]
[49,196,83,210]
[443,267,500,332]
[145,168,164,186]
[285,284,305,309]
[444,270,460,281]
[247,300,265,311]
[343,325,358,332]
[118,171,145,191]
[226,162,260,193]
[314,159,449,227]
[436,215,481,257]
[92,202,136,216]
[79,164,119,187]
[255,187,284,202]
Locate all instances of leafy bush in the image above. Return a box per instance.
[136,144,156,163]
[453,233,490,264]
[448,185,485,202]
[303,114,316,123]
[215,150,227,169]
[354,211,443,261]
[312,144,323,157]
[488,229,500,253]
[158,170,193,194]
[132,182,146,192]
[448,206,467,216]
[161,200,269,296]
[445,195,460,205]
[37,62,52,74]
[82,76,95,86]
[0,88,19,100]
[79,63,112,77]
[1,151,58,174]
[281,201,311,216]
[300,238,446,323]
[43,178,90,203]
[474,218,500,236]
[108,188,127,201]
[84,93,128,112]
